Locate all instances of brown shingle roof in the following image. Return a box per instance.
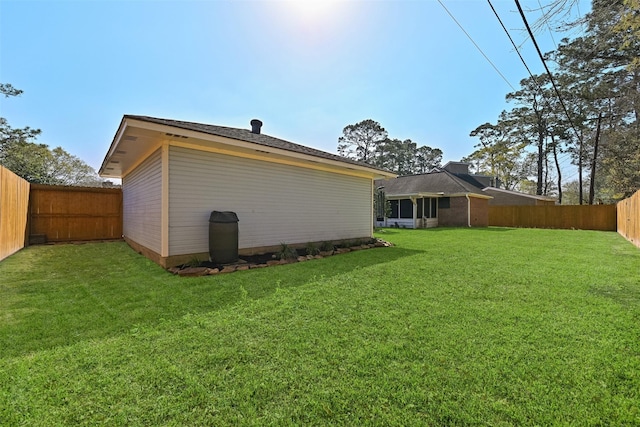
[125,115,393,174]
[375,171,486,196]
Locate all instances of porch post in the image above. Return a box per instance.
[412,197,418,229]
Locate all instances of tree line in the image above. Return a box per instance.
[463,0,639,204]
[1,83,104,186]
[337,119,443,175]
[338,1,638,205]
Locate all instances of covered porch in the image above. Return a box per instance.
[375,192,443,229]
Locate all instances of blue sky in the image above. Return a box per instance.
[0,0,589,177]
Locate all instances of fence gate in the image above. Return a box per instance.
[29,184,123,243]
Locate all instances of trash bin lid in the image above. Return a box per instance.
[209,211,239,223]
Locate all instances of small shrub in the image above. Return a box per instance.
[187,256,202,267]
[320,241,334,252]
[306,242,320,256]
[276,243,298,260]
[340,240,354,248]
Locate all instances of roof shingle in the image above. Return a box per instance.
[375,170,486,196]
[126,115,393,174]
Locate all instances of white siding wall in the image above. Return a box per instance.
[123,149,162,253]
[168,146,372,256]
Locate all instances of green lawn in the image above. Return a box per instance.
[1,228,639,426]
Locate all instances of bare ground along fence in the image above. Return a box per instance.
[0,166,30,261]
[617,189,640,249]
[29,184,123,243]
[489,204,617,231]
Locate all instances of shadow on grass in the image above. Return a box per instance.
[589,283,640,308]
[416,226,515,232]
[0,243,423,358]
[376,226,515,233]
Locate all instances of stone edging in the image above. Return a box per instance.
[168,239,394,277]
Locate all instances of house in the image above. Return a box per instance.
[439,162,556,206]
[483,187,556,206]
[374,162,493,228]
[374,161,556,228]
[99,115,396,267]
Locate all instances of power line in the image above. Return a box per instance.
[514,0,583,146]
[449,0,587,189]
[487,1,579,179]
[436,0,516,92]
[487,0,540,90]
[493,0,587,187]
[486,0,583,147]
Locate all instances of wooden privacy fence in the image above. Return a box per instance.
[30,184,122,243]
[489,204,617,231]
[0,166,30,261]
[617,189,640,248]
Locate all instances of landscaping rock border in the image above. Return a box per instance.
[168,238,393,277]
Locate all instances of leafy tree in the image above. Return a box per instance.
[617,0,640,71]
[414,145,443,174]
[504,74,552,195]
[1,84,42,163]
[1,83,103,186]
[337,119,388,164]
[552,0,640,199]
[561,179,588,205]
[467,0,640,202]
[0,83,23,98]
[338,119,442,175]
[384,138,417,176]
[468,118,528,190]
[0,85,44,180]
[48,147,104,186]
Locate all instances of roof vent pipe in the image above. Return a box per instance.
[250,119,263,134]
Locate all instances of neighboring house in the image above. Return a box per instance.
[483,187,556,206]
[374,161,556,228]
[374,162,493,228]
[99,115,395,267]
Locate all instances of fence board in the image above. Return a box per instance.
[617,190,640,248]
[0,166,30,261]
[30,184,122,242]
[489,204,617,231]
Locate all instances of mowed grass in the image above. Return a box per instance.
[1,228,639,426]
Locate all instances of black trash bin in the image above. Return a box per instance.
[209,211,239,264]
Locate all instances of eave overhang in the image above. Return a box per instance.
[383,192,493,200]
[99,117,397,180]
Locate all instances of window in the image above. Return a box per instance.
[440,197,450,209]
[417,198,439,218]
[400,199,413,218]
[389,198,436,219]
[389,200,399,218]
[375,190,386,221]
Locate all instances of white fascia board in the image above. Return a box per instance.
[125,118,396,179]
[448,192,493,200]
[384,192,445,199]
[98,117,128,176]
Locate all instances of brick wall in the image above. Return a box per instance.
[438,195,489,227]
[439,197,468,227]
